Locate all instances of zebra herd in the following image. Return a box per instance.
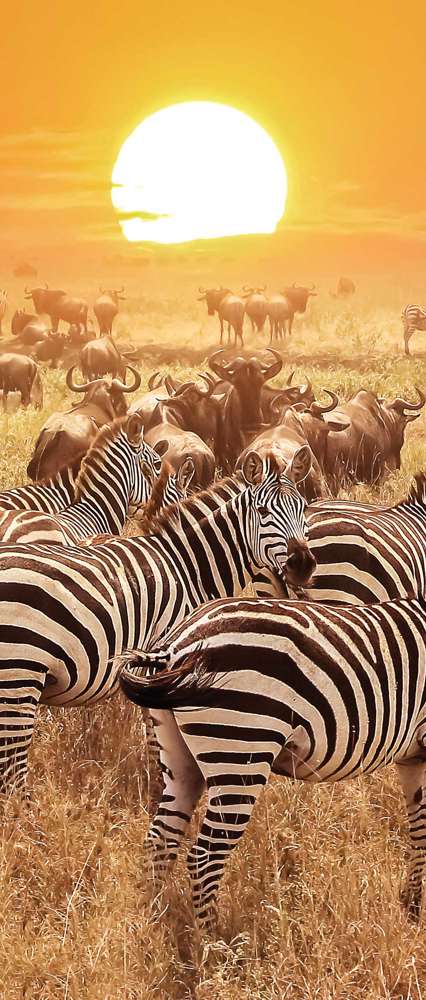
[1,386,426,934]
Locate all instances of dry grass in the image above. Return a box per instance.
[1,278,426,998]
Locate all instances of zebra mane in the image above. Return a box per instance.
[406,472,426,507]
[142,473,241,536]
[133,462,174,534]
[75,417,130,500]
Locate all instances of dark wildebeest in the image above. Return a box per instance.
[94,288,126,335]
[208,348,283,469]
[0,290,7,336]
[198,287,245,347]
[24,286,89,333]
[32,331,68,368]
[148,376,224,466]
[268,285,317,341]
[241,286,268,334]
[145,423,216,489]
[27,365,141,480]
[80,335,137,381]
[129,372,170,426]
[324,387,426,485]
[236,392,349,500]
[330,277,356,299]
[0,354,43,411]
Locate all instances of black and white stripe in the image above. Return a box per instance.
[120,592,426,929]
[402,304,426,354]
[0,463,78,513]
[0,416,162,544]
[0,449,310,791]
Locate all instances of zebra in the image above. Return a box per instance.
[119,592,426,931]
[0,446,313,792]
[0,414,162,545]
[0,462,79,514]
[402,304,426,355]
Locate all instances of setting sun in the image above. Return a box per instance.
[111,101,287,244]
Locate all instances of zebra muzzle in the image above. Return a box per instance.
[284,539,317,588]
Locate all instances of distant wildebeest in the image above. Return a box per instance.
[0,354,43,411]
[27,366,141,480]
[11,310,50,346]
[24,285,89,333]
[198,287,245,346]
[145,423,216,489]
[330,277,356,298]
[32,331,68,368]
[401,305,426,356]
[13,262,37,279]
[80,335,138,381]
[94,287,126,335]
[268,285,317,341]
[325,387,425,484]
[0,290,7,336]
[242,286,268,333]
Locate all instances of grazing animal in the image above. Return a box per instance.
[0,450,313,792]
[32,330,68,368]
[209,348,283,469]
[27,366,141,480]
[402,305,426,356]
[330,277,356,298]
[0,354,43,410]
[94,287,126,335]
[80,335,137,381]
[0,290,7,336]
[198,288,245,346]
[145,423,216,488]
[119,591,426,929]
[268,285,316,341]
[325,387,425,485]
[241,286,268,333]
[129,372,170,426]
[148,377,223,464]
[24,286,88,333]
[0,415,161,545]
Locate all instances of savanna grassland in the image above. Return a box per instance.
[2,274,426,1000]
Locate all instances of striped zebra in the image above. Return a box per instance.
[120,592,426,930]
[0,414,162,544]
[402,304,426,355]
[0,463,79,514]
[0,447,313,791]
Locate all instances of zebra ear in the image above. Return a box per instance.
[177,457,195,491]
[241,450,263,486]
[125,412,144,444]
[286,445,312,483]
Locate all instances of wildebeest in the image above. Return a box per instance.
[0,290,7,336]
[198,287,245,346]
[145,423,216,489]
[80,335,137,381]
[0,354,43,411]
[242,286,268,333]
[94,288,126,335]
[24,285,89,333]
[208,348,284,469]
[129,372,171,426]
[148,375,223,462]
[330,277,356,298]
[236,392,348,500]
[325,387,425,484]
[401,305,426,357]
[268,285,317,341]
[32,331,68,368]
[27,365,141,480]
[11,312,50,347]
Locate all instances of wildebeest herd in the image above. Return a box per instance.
[1,279,426,937]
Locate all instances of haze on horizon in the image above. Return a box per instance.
[2,0,426,275]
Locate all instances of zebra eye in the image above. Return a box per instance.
[257,505,269,516]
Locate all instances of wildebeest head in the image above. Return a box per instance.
[98,286,126,303]
[382,387,425,469]
[209,348,283,428]
[24,285,66,314]
[66,365,141,419]
[198,287,231,316]
[11,309,36,335]
[281,284,317,313]
[241,285,267,298]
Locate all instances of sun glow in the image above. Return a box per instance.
[111,102,287,244]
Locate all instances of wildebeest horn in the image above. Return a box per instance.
[388,385,426,413]
[148,371,163,391]
[309,389,339,416]
[66,366,101,393]
[172,381,196,397]
[197,375,214,396]
[261,348,283,381]
[111,366,142,393]
[286,370,295,386]
[209,349,233,380]
[299,376,313,399]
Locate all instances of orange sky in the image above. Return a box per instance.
[2,0,426,272]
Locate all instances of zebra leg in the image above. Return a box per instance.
[0,700,41,796]
[396,758,426,919]
[144,710,205,878]
[187,760,272,932]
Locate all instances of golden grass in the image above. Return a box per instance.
[1,281,426,998]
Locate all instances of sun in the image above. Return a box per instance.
[111,101,287,245]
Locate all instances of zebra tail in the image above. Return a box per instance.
[118,647,215,708]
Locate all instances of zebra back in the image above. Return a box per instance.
[0,462,79,513]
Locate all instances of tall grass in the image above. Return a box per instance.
[1,284,426,998]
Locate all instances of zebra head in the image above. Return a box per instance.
[123,413,162,509]
[241,446,316,587]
